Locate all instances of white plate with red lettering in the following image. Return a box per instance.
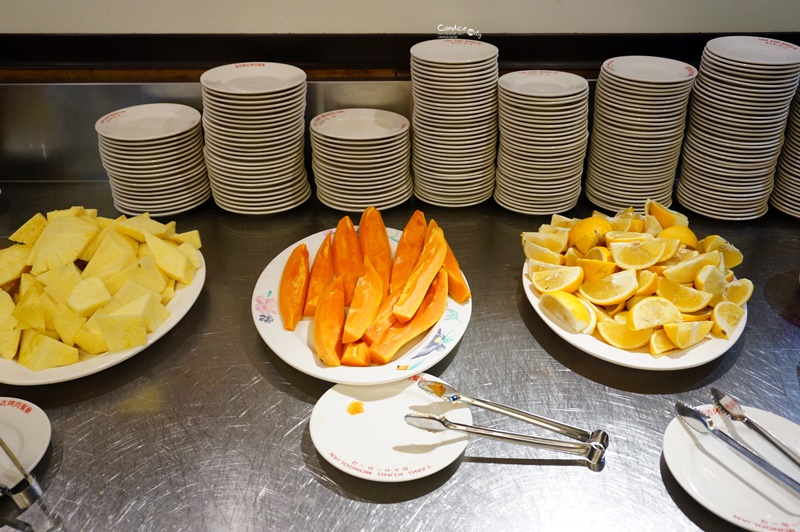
[252,228,471,385]
[0,255,205,386]
[309,375,471,482]
[522,261,747,371]
[0,398,51,487]
[663,404,800,530]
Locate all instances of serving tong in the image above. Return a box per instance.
[406,379,609,470]
[0,435,42,510]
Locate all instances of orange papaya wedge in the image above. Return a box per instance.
[427,220,471,304]
[358,206,392,296]
[332,216,363,306]
[342,257,384,344]
[278,243,309,331]
[361,289,402,346]
[369,267,448,365]
[392,226,447,323]
[303,232,334,317]
[341,340,372,367]
[389,210,427,294]
[313,277,345,367]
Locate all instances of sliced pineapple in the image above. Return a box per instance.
[0,327,21,360]
[51,303,87,347]
[28,215,99,275]
[105,255,168,296]
[12,284,46,331]
[169,230,202,249]
[144,233,196,285]
[68,276,111,317]
[18,332,79,371]
[81,229,138,281]
[8,213,48,245]
[117,214,172,242]
[111,292,170,333]
[95,314,147,351]
[73,314,108,354]
[0,244,33,286]
[37,262,83,306]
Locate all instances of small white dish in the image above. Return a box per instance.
[0,398,51,487]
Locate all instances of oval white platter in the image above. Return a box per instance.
[252,228,471,385]
[522,261,746,371]
[0,255,205,386]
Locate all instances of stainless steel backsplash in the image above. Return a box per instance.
[0,81,414,182]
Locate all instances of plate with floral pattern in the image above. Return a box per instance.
[252,228,471,385]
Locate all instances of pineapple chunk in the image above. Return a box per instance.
[40,291,58,332]
[19,272,45,298]
[81,229,138,281]
[111,292,170,333]
[117,214,171,242]
[46,206,85,220]
[95,314,147,351]
[105,255,168,295]
[145,233,195,285]
[8,213,48,245]
[37,262,83,306]
[177,242,203,269]
[18,333,79,371]
[104,280,161,314]
[0,290,18,330]
[169,230,202,249]
[0,244,33,286]
[12,284,45,331]
[137,242,152,259]
[51,303,87,347]
[73,314,108,354]
[161,278,177,305]
[79,219,121,262]
[0,327,21,360]
[68,276,111,317]
[28,215,99,275]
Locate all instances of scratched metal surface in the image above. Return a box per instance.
[0,181,799,531]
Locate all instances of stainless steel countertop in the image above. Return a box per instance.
[0,182,798,531]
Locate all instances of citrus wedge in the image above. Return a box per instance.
[725,278,753,306]
[663,251,721,284]
[656,277,714,313]
[649,329,677,356]
[609,240,667,270]
[694,264,727,306]
[626,296,683,331]
[564,247,585,267]
[697,235,743,268]
[635,269,659,296]
[521,231,569,254]
[711,301,745,339]
[584,246,612,262]
[663,320,713,349]
[578,268,638,306]
[596,321,653,350]
[645,199,689,228]
[523,240,565,265]
[539,291,593,334]
[658,225,698,249]
[530,266,584,294]
[604,231,654,244]
[576,258,618,283]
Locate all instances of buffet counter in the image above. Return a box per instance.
[0,180,798,531]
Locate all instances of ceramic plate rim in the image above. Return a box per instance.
[0,398,51,486]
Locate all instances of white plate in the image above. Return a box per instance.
[602,55,698,83]
[309,374,472,481]
[0,255,206,386]
[95,103,201,142]
[663,404,800,530]
[200,62,306,94]
[706,36,800,66]
[0,398,51,486]
[410,39,499,64]
[252,229,472,385]
[522,261,747,371]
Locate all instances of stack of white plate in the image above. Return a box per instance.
[585,56,697,212]
[309,108,412,211]
[771,86,800,218]
[495,70,589,214]
[410,39,499,206]
[200,62,311,214]
[95,103,211,217]
[678,36,800,220]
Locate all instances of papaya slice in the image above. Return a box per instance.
[427,220,471,304]
[278,243,309,331]
[303,232,334,317]
[392,226,447,323]
[332,216,363,306]
[313,277,345,367]
[389,210,427,294]
[341,340,371,367]
[342,257,384,344]
[358,206,392,296]
[369,268,448,365]
[361,289,402,346]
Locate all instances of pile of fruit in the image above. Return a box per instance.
[279,206,470,367]
[0,207,202,371]
[522,199,752,356]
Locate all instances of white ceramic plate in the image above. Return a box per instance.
[309,374,472,481]
[0,398,51,486]
[95,103,201,141]
[499,70,589,97]
[522,262,747,371]
[706,36,800,66]
[200,62,306,94]
[252,229,472,385]
[663,404,800,530]
[0,255,206,386]
[410,39,499,64]
[311,108,410,140]
[602,55,698,83]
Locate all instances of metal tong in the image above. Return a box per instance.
[406,379,609,469]
[675,401,800,496]
[0,435,43,510]
[710,387,800,470]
